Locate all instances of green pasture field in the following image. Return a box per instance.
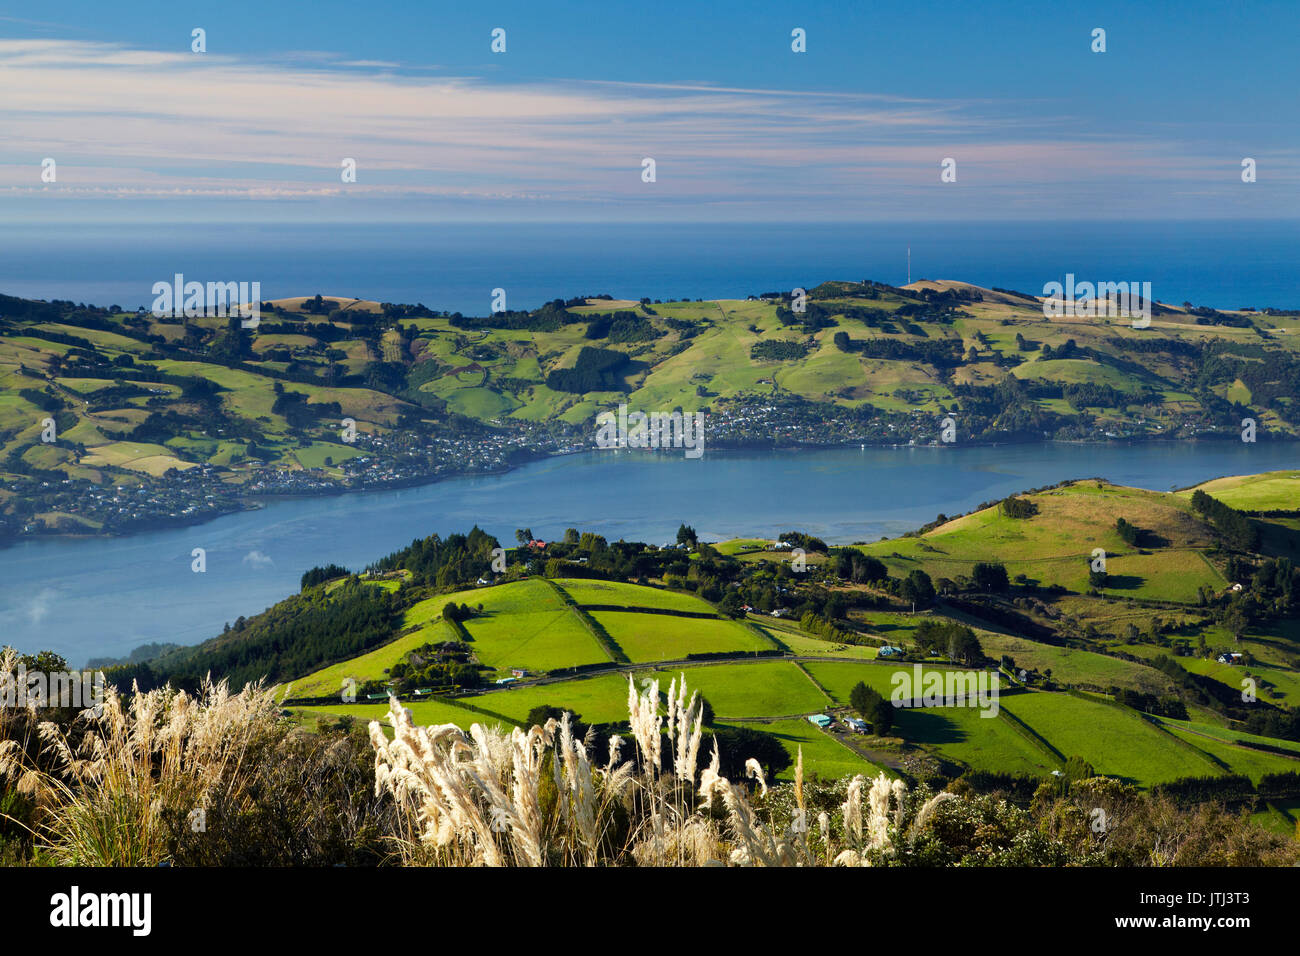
[287,619,461,698]
[802,659,987,705]
[892,704,1058,777]
[713,538,771,556]
[292,578,609,695]
[727,718,883,782]
[850,483,1222,602]
[79,440,197,476]
[466,605,610,674]
[763,626,880,660]
[976,630,1176,695]
[555,579,717,613]
[1183,471,1300,511]
[1158,725,1300,782]
[1173,656,1300,706]
[291,440,364,469]
[643,661,829,719]
[999,692,1220,787]
[1250,800,1300,837]
[461,672,634,725]
[590,610,770,662]
[296,696,517,733]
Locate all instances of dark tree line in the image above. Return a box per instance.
[112,578,399,694]
[850,681,894,735]
[1000,496,1038,519]
[370,526,501,588]
[1191,490,1260,551]
[545,346,631,392]
[301,564,351,589]
[750,340,809,361]
[912,619,984,665]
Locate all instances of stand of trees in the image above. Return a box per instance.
[301,564,351,589]
[369,526,500,588]
[831,334,964,367]
[1191,490,1260,551]
[779,530,828,553]
[971,561,1010,592]
[999,496,1038,519]
[800,612,855,644]
[1111,687,1188,720]
[387,641,481,692]
[750,340,809,361]
[913,619,984,665]
[899,569,936,608]
[850,680,894,735]
[1115,517,1140,546]
[584,311,655,343]
[835,549,888,583]
[545,346,631,392]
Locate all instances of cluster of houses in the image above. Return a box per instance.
[807,713,871,735]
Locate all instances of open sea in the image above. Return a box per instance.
[1,220,1297,315]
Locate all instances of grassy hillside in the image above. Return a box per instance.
[82,468,1300,797]
[5,280,1300,536]
[286,511,1300,789]
[1181,470,1300,512]
[74,467,1232,792]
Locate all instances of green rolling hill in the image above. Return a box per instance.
[90,475,1300,800]
[4,280,1300,535]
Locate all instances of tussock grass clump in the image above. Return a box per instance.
[1,667,282,866]
[371,672,950,866]
[1,651,392,866]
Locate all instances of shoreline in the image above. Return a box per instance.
[3,436,1294,546]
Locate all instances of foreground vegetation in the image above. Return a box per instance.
[3,659,1294,867]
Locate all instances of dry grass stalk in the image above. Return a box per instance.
[370,670,924,867]
[1,656,283,866]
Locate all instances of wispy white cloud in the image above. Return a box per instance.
[242,550,274,569]
[27,586,58,625]
[0,39,1293,219]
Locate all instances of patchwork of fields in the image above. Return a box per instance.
[263,468,1300,798]
[293,573,1300,789]
[6,282,1300,506]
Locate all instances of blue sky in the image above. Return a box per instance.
[2,0,1297,222]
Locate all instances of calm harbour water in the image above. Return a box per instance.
[2,441,1297,664]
